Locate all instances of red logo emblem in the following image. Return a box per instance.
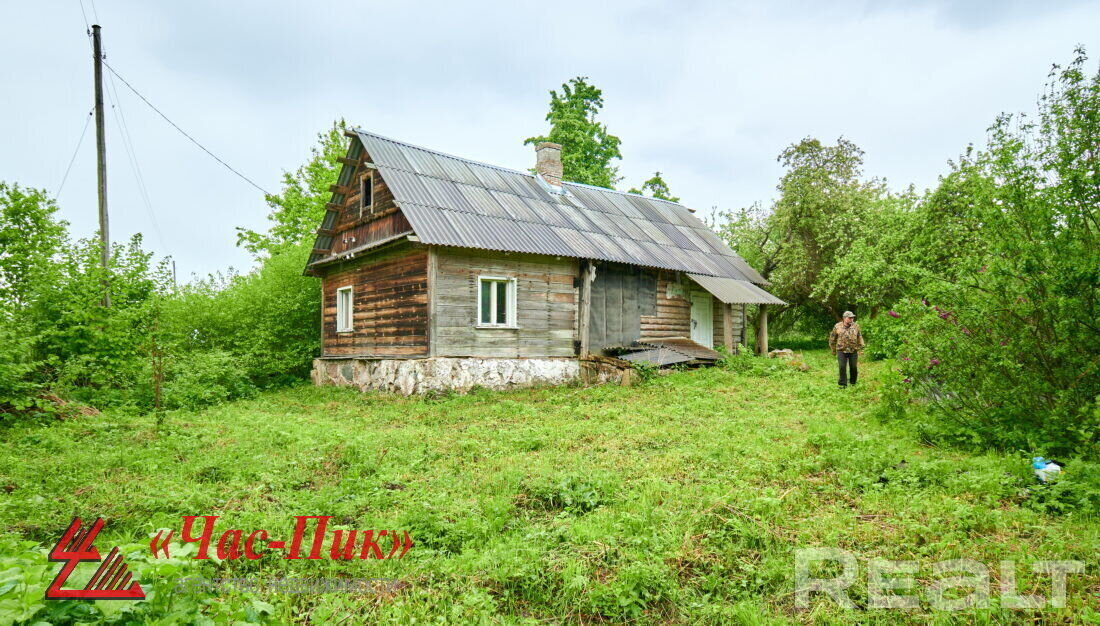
[46,517,146,600]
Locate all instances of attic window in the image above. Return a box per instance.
[359,172,374,217]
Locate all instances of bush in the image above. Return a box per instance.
[0,315,46,419]
[161,242,320,388]
[0,534,278,624]
[162,350,258,411]
[859,314,905,360]
[888,52,1100,457]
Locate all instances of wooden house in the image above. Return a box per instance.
[306,129,782,393]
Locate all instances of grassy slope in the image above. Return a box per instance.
[0,350,1096,623]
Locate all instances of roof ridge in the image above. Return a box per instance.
[353,128,529,177]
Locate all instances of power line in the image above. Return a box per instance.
[87,0,101,24]
[104,64,166,249]
[77,0,91,31]
[56,109,94,200]
[100,59,273,196]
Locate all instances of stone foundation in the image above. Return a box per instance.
[312,357,634,395]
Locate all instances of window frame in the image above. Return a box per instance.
[476,276,518,329]
[335,285,354,333]
[359,172,374,217]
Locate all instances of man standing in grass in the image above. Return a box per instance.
[829,311,864,388]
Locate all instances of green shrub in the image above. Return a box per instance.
[0,315,47,420]
[587,560,676,620]
[1023,459,1100,516]
[162,350,258,411]
[888,53,1100,457]
[860,314,905,360]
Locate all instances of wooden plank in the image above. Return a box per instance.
[623,270,639,345]
[590,264,605,351]
[427,247,437,357]
[578,262,594,356]
[723,302,734,349]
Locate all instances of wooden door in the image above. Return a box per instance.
[690,291,714,348]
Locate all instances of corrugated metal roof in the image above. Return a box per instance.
[687,273,786,305]
[634,337,723,361]
[619,348,694,366]
[308,129,771,288]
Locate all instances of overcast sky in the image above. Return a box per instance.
[3,0,1098,279]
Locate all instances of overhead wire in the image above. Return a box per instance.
[100,36,166,249]
[55,109,94,200]
[100,59,273,196]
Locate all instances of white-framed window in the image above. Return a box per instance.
[336,286,354,333]
[359,172,374,217]
[477,276,517,328]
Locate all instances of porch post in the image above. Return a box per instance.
[755,303,769,356]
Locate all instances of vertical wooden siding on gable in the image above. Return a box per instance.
[320,243,429,358]
[431,247,577,358]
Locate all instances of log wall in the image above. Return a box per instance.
[320,242,429,358]
[640,271,692,339]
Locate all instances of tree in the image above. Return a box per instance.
[628,172,680,202]
[526,77,622,188]
[768,137,883,318]
[0,183,67,310]
[236,120,348,257]
[885,48,1100,455]
[717,202,782,296]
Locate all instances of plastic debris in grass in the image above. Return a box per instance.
[1032,457,1063,483]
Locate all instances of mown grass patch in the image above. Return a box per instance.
[1,350,1096,623]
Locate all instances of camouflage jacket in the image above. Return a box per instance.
[829,322,865,354]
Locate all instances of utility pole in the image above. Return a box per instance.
[92,24,111,307]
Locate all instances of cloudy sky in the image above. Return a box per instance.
[3,0,1098,278]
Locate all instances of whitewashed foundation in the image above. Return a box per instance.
[311,357,598,395]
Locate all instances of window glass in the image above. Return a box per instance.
[361,174,373,213]
[495,281,507,323]
[480,280,492,324]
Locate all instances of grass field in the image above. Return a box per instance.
[1,350,1097,624]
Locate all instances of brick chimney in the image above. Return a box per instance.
[535,142,563,187]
